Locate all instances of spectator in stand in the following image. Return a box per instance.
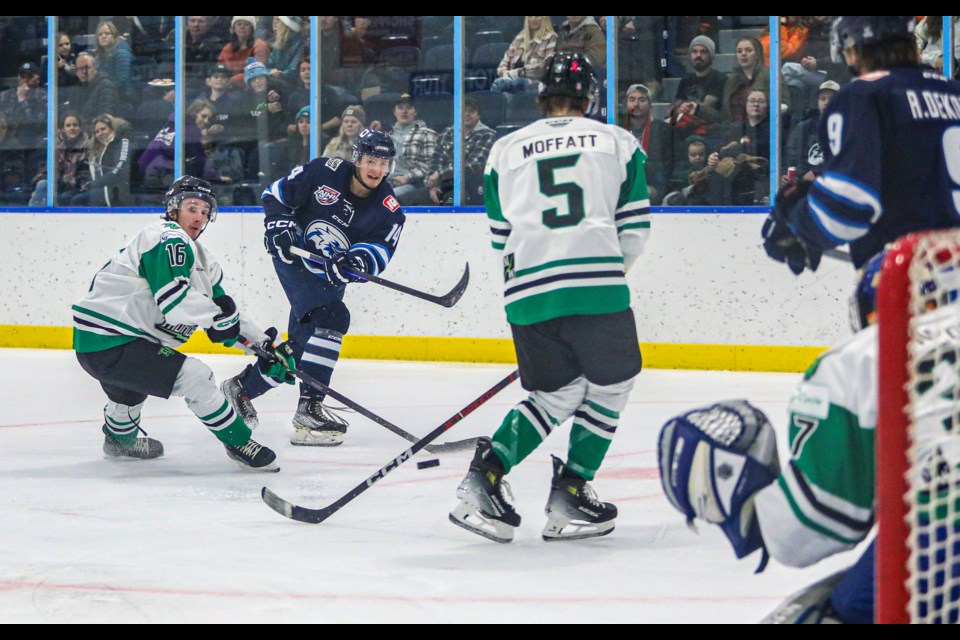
[194,63,243,135]
[555,16,606,68]
[139,99,222,190]
[386,93,437,206]
[781,17,851,113]
[116,16,174,60]
[284,57,346,148]
[426,96,495,205]
[758,16,809,65]
[0,114,35,205]
[707,90,771,205]
[0,62,47,144]
[491,16,557,94]
[183,16,226,96]
[47,32,78,88]
[782,80,839,186]
[720,37,772,124]
[662,135,711,206]
[668,35,727,136]
[612,17,667,100]
[915,16,944,71]
[268,17,306,88]
[619,83,673,205]
[29,111,91,206]
[322,105,370,161]
[342,15,378,66]
[274,105,311,181]
[71,113,133,207]
[236,57,290,145]
[62,52,122,131]
[218,16,269,89]
[94,21,134,91]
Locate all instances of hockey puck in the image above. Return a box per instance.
[417,459,440,470]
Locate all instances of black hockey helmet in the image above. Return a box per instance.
[831,16,917,63]
[352,128,396,176]
[539,52,599,114]
[164,175,218,222]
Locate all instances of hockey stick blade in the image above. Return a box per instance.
[238,337,477,453]
[261,368,520,524]
[823,247,852,263]
[290,246,469,308]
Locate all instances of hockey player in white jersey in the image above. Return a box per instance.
[657,248,960,623]
[449,52,651,543]
[72,176,295,471]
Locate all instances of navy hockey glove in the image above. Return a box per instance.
[762,181,821,275]
[264,216,299,264]
[206,295,240,347]
[326,250,369,287]
[257,327,296,385]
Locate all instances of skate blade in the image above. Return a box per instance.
[229,460,280,473]
[449,503,514,543]
[290,429,344,447]
[541,518,615,542]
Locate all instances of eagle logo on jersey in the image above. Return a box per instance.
[807,142,824,167]
[314,185,341,206]
[383,195,400,212]
[303,220,352,278]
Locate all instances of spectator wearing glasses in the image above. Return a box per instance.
[707,90,771,205]
[218,16,269,89]
[61,52,122,131]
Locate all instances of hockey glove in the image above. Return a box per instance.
[257,327,296,385]
[206,295,240,347]
[762,180,821,275]
[264,216,299,264]
[326,250,369,287]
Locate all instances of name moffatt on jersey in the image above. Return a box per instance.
[484,116,651,325]
[72,221,262,353]
[795,68,960,268]
[262,157,406,280]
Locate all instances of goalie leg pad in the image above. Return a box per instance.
[658,400,780,562]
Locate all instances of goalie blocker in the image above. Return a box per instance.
[657,400,780,571]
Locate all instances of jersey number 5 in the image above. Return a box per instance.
[538,155,585,228]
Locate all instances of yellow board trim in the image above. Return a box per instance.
[0,325,825,373]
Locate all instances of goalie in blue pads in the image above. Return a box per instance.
[658,400,780,568]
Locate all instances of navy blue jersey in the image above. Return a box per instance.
[792,67,960,267]
[262,157,406,278]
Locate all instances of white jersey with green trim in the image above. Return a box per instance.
[755,304,960,568]
[72,221,262,353]
[484,115,651,326]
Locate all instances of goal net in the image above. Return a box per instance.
[877,230,960,624]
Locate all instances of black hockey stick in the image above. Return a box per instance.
[289,246,469,308]
[261,368,520,524]
[823,247,852,263]
[238,336,479,453]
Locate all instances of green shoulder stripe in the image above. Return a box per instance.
[618,148,649,210]
[484,168,505,222]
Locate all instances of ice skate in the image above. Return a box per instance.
[102,426,164,460]
[223,438,279,472]
[221,375,258,430]
[449,437,521,543]
[290,396,348,446]
[542,456,616,541]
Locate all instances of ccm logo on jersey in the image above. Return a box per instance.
[314,185,341,206]
[266,219,297,230]
[383,195,400,212]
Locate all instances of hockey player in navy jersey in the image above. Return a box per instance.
[763,16,960,272]
[220,129,406,446]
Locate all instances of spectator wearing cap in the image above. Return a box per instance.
[671,35,727,128]
[268,16,306,87]
[273,105,312,181]
[236,57,289,152]
[491,16,557,94]
[555,17,606,68]
[0,61,47,143]
[782,80,839,186]
[619,83,674,205]
[94,21,134,93]
[426,96,495,205]
[218,16,270,89]
[386,93,437,206]
[323,105,371,161]
[60,52,122,133]
[194,63,243,135]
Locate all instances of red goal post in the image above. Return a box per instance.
[877,230,960,624]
